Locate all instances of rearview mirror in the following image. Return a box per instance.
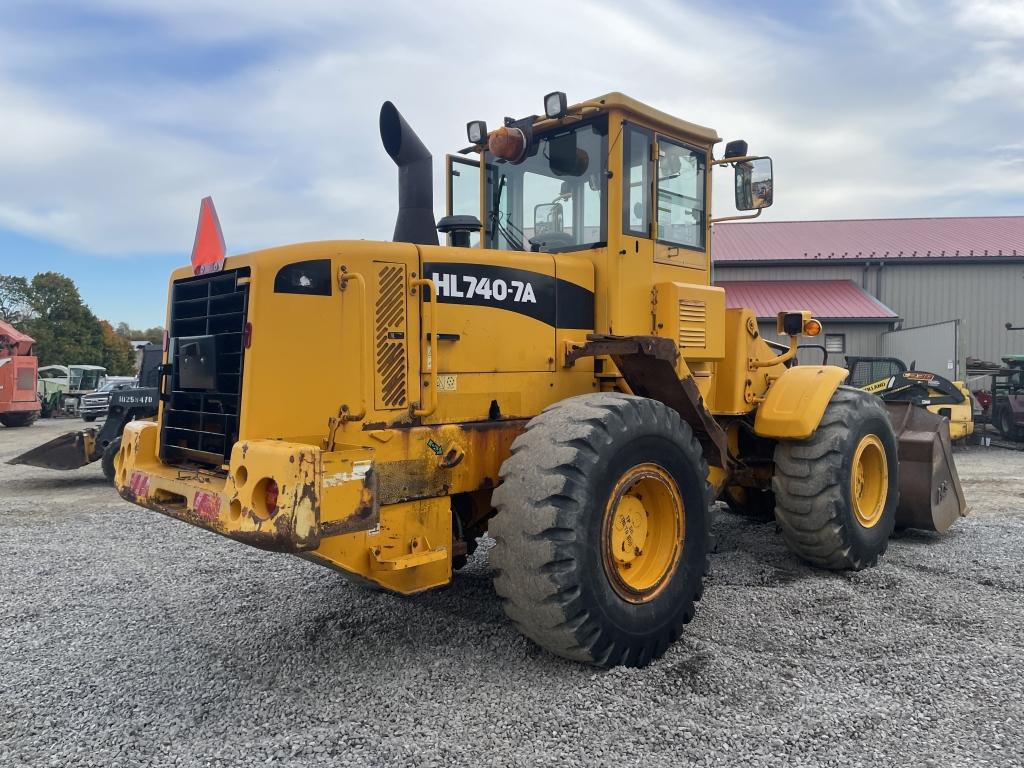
[734,157,773,211]
[534,202,564,236]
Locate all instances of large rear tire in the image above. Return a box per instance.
[0,411,39,428]
[773,387,897,570]
[490,393,711,668]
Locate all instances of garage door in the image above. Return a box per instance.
[882,320,959,378]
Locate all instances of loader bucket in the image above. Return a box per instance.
[885,403,967,532]
[7,428,98,471]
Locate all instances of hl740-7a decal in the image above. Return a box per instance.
[432,272,537,303]
[422,262,594,330]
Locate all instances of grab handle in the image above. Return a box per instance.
[411,278,438,417]
[337,268,368,422]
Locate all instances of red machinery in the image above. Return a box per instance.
[0,320,41,427]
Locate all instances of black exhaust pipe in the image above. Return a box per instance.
[379,101,438,246]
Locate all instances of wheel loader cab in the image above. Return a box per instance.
[447,94,723,343]
[112,91,967,669]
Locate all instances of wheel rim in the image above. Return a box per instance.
[602,462,685,603]
[851,434,888,528]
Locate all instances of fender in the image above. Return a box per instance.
[754,365,849,440]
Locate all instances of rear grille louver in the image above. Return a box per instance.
[374,263,408,409]
[678,299,707,348]
[161,268,250,467]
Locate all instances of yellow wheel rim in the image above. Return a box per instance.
[602,463,685,603]
[851,434,888,528]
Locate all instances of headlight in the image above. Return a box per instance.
[544,91,567,119]
[466,120,488,145]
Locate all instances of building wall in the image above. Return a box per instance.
[714,263,865,284]
[756,321,888,366]
[716,261,1024,373]
[878,262,1024,369]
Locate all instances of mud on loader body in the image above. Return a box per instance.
[115,92,966,667]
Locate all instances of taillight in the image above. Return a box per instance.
[162,329,169,353]
[243,322,252,349]
[264,479,278,514]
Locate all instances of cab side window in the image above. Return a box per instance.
[656,140,706,250]
[448,157,481,247]
[623,126,651,237]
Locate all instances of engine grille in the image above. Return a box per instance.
[678,299,707,349]
[374,263,408,409]
[161,268,250,467]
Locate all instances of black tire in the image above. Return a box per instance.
[722,484,776,522]
[996,408,1019,441]
[0,410,39,428]
[773,387,898,571]
[490,393,711,668]
[101,436,121,484]
[83,415,97,423]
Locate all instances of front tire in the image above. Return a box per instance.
[996,408,1020,441]
[773,387,898,570]
[101,437,121,484]
[490,393,711,667]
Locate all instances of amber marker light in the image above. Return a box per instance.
[804,318,823,337]
[488,125,527,162]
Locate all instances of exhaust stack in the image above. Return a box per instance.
[379,101,438,246]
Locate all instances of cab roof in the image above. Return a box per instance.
[584,92,721,145]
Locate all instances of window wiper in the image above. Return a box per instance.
[489,175,524,251]
[496,216,524,251]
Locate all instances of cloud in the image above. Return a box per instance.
[0,0,1021,266]
[954,0,1024,38]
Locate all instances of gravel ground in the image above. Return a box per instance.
[1,419,1023,767]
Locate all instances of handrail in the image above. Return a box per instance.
[750,334,799,369]
[337,268,367,422]
[411,278,438,417]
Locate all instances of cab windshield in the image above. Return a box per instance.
[485,118,608,252]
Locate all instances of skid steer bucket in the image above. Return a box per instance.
[7,428,99,471]
[885,403,967,532]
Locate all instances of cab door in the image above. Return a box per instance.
[653,135,709,277]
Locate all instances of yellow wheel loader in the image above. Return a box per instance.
[114,92,966,667]
[848,355,975,441]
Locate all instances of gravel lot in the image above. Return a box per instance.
[2,419,1023,767]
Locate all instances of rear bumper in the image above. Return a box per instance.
[116,421,378,553]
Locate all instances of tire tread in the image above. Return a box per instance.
[490,393,711,666]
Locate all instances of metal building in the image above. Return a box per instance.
[717,280,898,365]
[712,216,1024,377]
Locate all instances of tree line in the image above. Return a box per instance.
[0,272,163,376]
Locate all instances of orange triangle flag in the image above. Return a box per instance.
[191,196,226,275]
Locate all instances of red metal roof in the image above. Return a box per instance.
[712,215,1024,263]
[717,280,898,321]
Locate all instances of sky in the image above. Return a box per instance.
[0,0,1022,328]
